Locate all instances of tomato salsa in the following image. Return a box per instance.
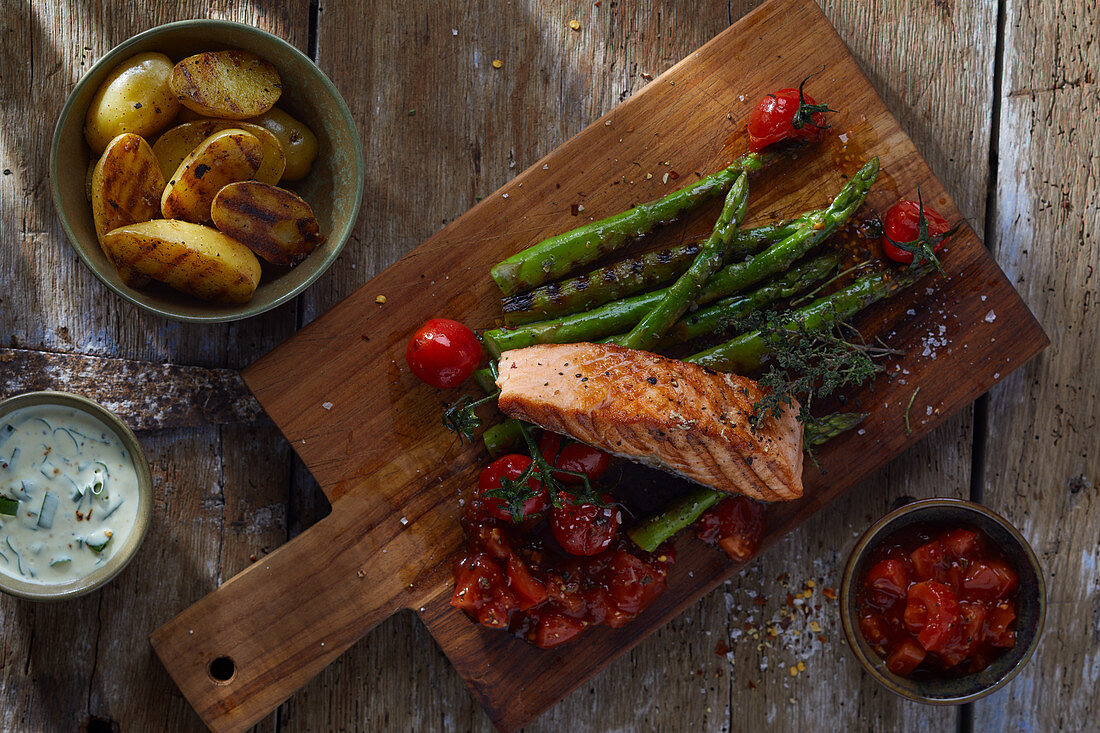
[452,498,675,648]
[857,523,1019,678]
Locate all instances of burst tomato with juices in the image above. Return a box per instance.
[856,523,1019,678]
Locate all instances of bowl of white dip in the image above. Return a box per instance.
[0,391,152,600]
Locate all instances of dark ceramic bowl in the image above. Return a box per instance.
[50,19,364,322]
[839,498,1045,704]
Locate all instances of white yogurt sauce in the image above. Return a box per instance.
[0,404,140,585]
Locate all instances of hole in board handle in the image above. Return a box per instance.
[208,656,236,685]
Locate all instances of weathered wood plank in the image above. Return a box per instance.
[974,0,1100,728]
[0,1,308,731]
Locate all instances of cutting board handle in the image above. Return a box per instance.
[150,497,415,733]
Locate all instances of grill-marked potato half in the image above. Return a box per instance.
[211,181,325,265]
[169,51,281,120]
[161,128,263,223]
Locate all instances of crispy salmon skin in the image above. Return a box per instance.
[495,342,804,501]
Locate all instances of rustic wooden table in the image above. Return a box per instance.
[1,1,1095,731]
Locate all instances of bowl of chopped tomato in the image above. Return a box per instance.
[839,498,1044,704]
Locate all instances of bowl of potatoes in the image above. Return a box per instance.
[50,19,364,322]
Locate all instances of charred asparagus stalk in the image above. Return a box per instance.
[490,152,768,295]
[501,218,809,326]
[619,172,751,350]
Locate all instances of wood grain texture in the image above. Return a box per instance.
[149,0,1044,730]
[974,0,1100,729]
[1,0,1091,731]
[0,1,306,731]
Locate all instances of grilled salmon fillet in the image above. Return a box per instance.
[495,342,804,501]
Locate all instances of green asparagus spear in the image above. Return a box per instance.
[490,152,768,295]
[486,158,878,351]
[500,218,807,326]
[483,419,524,457]
[619,173,750,350]
[658,252,840,346]
[685,264,928,373]
[626,412,869,552]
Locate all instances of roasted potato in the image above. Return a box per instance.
[161,128,263,222]
[169,51,281,120]
[84,52,180,153]
[211,181,325,265]
[153,120,285,184]
[91,133,166,287]
[246,107,318,181]
[101,220,262,303]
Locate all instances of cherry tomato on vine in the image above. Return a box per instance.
[881,198,958,270]
[475,454,548,522]
[538,432,612,485]
[551,492,620,557]
[747,75,832,152]
[406,318,482,389]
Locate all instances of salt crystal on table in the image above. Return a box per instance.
[994,372,1000,379]
[985,310,997,322]
[322,401,333,410]
[926,406,933,416]
[839,133,849,143]
[981,295,987,301]
[906,309,916,316]
[399,517,409,526]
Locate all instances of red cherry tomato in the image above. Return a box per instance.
[538,432,611,485]
[551,493,620,556]
[886,638,927,677]
[864,558,909,608]
[450,551,517,628]
[881,200,953,265]
[747,83,830,152]
[903,580,960,653]
[961,559,1019,602]
[475,454,548,522]
[406,318,482,389]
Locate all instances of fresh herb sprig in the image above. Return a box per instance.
[738,307,901,430]
[442,392,499,442]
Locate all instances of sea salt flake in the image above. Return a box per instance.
[984,310,997,322]
[322,401,333,410]
[399,516,409,526]
[838,133,849,143]
[926,406,933,416]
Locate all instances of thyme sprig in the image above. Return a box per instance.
[739,308,900,431]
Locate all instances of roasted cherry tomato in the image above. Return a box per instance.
[864,558,909,608]
[985,601,1017,648]
[551,493,621,557]
[539,432,611,485]
[904,580,959,653]
[475,454,548,522]
[406,318,482,389]
[909,539,949,583]
[747,75,831,152]
[881,198,956,268]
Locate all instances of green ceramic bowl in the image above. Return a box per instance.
[50,20,364,322]
[839,498,1045,704]
[0,391,153,601]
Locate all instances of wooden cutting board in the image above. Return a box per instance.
[150,0,1048,730]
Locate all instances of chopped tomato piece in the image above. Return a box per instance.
[940,528,980,558]
[864,558,908,608]
[962,559,1019,602]
[904,581,959,653]
[909,540,949,583]
[985,602,1017,648]
[887,639,926,677]
[506,555,548,611]
[860,613,889,646]
[696,496,766,563]
[534,613,586,648]
[606,550,667,615]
